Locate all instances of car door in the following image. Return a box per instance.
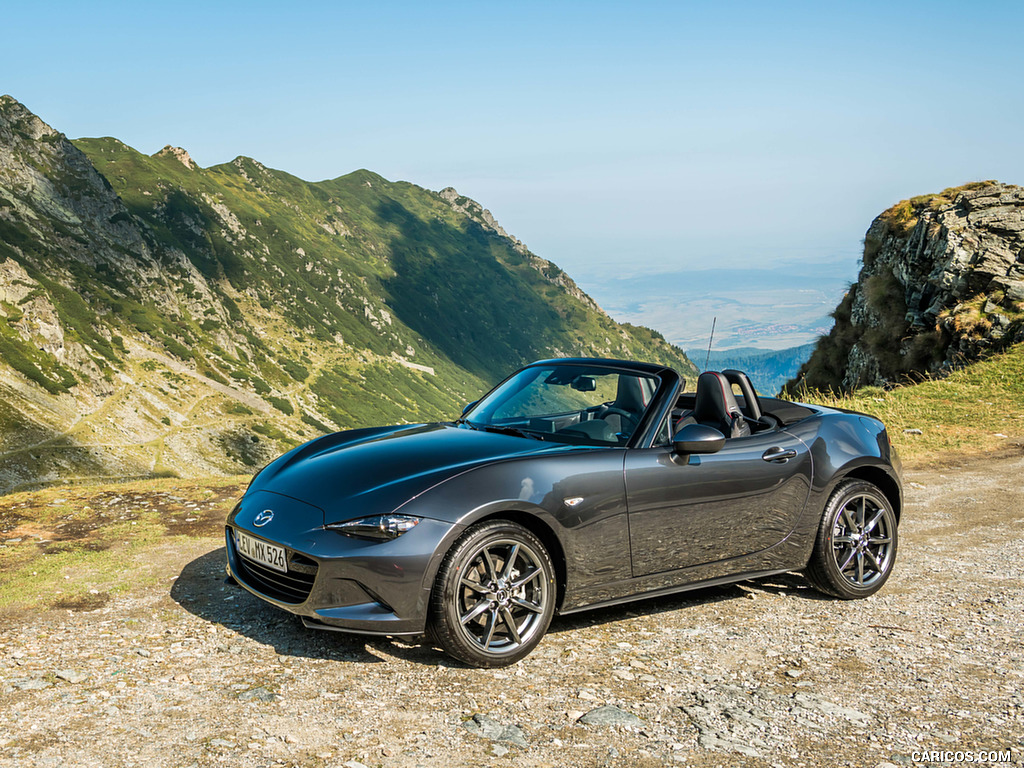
[623,429,812,578]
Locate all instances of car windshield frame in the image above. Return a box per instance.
[461,362,664,447]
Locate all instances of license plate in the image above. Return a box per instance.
[235,529,287,573]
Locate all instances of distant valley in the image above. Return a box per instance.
[587,260,855,352]
[684,344,817,396]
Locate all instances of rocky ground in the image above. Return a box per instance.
[1,449,1023,768]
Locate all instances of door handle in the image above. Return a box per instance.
[762,446,798,463]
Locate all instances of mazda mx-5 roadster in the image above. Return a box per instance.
[225,358,902,667]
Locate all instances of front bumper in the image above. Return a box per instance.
[225,490,460,636]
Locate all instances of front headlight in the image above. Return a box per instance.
[326,514,421,541]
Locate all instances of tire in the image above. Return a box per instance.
[805,479,898,599]
[428,520,556,667]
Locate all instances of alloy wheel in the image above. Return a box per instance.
[830,493,895,589]
[455,538,549,654]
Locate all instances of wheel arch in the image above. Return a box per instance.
[469,509,568,612]
[836,465,902,521]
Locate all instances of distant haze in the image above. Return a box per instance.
[587,256,858,351]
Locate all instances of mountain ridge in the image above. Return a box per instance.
[0,95,696,493]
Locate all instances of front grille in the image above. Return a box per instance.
[233,535,318,604]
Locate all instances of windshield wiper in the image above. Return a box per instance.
[479,424,544,440]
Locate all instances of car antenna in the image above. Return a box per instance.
[703,316,717,371]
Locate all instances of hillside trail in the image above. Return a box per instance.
[124,343,272,414]
[1,445,1022,767]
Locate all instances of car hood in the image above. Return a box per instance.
[248,423,570,524]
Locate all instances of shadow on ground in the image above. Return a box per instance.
[548,571,828,636]
[170,548,455,666]
[172,548,826,667]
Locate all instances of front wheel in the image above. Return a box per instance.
[805,479,898,599]
[428,520,556,667]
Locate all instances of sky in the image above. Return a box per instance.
[5,0,1024,349]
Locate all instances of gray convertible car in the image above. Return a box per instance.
[225,358,902,667]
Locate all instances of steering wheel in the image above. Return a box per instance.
[600,406,639,432]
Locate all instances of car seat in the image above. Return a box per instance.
[675,371,751,438]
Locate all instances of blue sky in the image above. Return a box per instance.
[5,1,1024,346]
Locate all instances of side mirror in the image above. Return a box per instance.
[462,400,479,416]
[672,423,726,456]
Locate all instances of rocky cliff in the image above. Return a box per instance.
[788,182,1024,393]
[0,95,697,492]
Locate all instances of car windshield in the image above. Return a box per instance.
[463,364,659,445]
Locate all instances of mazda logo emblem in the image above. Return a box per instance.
[253,509,274,527]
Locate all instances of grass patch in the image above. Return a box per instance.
[0,520,164,611]
[251,422,287,440]
[0,321,78,394]
[280,358,309,382]
[300,411,334,434]
[797,343,1024,462]
[0,475,247,612]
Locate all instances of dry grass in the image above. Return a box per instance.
[799,343,1024,462]
[879,180,998,237]
[0,475,247,612]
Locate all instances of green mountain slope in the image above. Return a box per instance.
[0,95,695,493]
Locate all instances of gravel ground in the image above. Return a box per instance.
[2,449,1023,768]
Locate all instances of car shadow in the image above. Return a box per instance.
[171,548,456,667]
[547,571,828,635]
[172,550,829,667]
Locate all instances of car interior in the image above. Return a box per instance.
[481,367,816,446]
[673,369,816,439]
[545,373,656,444]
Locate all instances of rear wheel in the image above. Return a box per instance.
[805,479,898,599]
[429,520,556,667]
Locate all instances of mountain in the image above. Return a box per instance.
[686,344,816,396]
[0,96,696,493]
[788,182,1024,393]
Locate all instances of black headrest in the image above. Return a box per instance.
[614,375,647,413]
[722,369,762,421]
[694,371,743,424]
